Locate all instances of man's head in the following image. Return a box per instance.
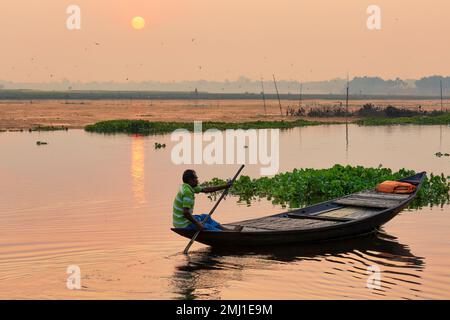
[182,169,199,187]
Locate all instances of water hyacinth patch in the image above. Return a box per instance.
[356,112,450,126]
[84,119,328,135]
[203,164,450,209]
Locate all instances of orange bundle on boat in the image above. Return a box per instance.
[376,181,416,194]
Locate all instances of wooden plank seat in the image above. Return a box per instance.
[320,206,380,219]
[353,190,410,200]
[227,215,340,231]
[287,213,353,222]
[334,196,401,208]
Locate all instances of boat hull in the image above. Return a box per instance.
[172,172,425,247]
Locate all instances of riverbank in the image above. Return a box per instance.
[0,99,448,130]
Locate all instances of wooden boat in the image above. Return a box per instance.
[172,172,426,247]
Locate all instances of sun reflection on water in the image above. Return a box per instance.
[131,135,147,205]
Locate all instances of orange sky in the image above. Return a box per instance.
[0,0,449,82]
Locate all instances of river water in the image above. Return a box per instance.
[0,124,449,299]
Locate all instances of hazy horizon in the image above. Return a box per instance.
[1,0,450,83]
[1,75,448,96]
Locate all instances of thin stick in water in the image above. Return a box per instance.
[261,78,267,115]
[273,74,283,116]
[299,82,303,108]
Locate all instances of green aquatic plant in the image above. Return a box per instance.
[410,173,450,209]
[203,165,450,209]
[29,126,68,132]
[84,113,450,136]
[356,112,450,126]
[84,119,331,135]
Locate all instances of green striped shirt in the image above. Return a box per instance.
[173,183,202,228]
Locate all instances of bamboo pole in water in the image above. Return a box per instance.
[440,79,444,152]
[261,78,267,115]
[345,75,350,117]
[299,83,303,108]
[273,74,283,116]
[345,75,350,153]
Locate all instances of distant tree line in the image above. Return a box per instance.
[0,76,448,96]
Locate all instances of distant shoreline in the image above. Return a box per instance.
[0,89,448,101]
[0,98,448,130]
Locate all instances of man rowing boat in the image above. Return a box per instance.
[172,170,243,232]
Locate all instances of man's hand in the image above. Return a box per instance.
[196,222,204,231]
[183,207,203,230]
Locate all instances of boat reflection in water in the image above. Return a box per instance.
[171,231,424,299]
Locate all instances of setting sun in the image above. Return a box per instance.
[131,16,145,30]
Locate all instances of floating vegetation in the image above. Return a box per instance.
[435,152,450,157]
[29,126,68,132]
[36,141,48,145]
[154,142,166,149]
[204,165,450,209]
[84,119,327,135]
[356,112,450,126]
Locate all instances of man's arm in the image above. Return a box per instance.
[201,181,232,193]
[183,207,204,230]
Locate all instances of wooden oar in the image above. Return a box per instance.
[183,164,245,254]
